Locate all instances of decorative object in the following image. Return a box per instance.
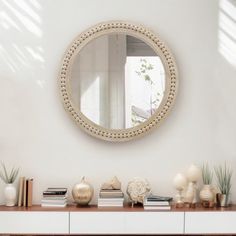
[199,163,214,207]
[59,21,178,142]
[173,173,187,208]
[98,176,124,207]
[101,176,121,190]
[187,164,201,183]
[214,163,233,207]
[200,185,215,207]
[185,182,195,206]
[186,164,201,207]
[126,177,151,207]
[72,176,94,206]
[4,184,17,207]
[0,162,19,206]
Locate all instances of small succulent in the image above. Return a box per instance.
[214,163,233,195]
[201,163,213,185]
[0,162,19,184]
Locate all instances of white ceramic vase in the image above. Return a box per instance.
[185,182,194,203]
[4,183,17,206]
[199,185,214,203]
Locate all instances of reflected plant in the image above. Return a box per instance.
[136,58,154,84]
[135,58,161,111]
[132,110,146,126]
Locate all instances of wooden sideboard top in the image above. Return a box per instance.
[0,204,235,212]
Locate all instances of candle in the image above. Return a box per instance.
[187,164,201,182]
[173,173,187,190]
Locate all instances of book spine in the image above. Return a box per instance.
[17,177,24,207]
[23,178,27,207]
[27,179,33,207]
[43,191,67,195]
[25,179,29,207]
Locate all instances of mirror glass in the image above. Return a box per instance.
[70,33,165,129]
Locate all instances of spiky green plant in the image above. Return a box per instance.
[0,162,19,184]
[214,163,233,195]
[201,163,213,185]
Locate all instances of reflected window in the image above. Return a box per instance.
[71,34,166,129]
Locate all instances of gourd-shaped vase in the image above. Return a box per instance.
[199,185,214,203]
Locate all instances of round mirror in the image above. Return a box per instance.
[59,22,178,141]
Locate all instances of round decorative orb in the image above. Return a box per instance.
[126,177,151,205]
[173,173,187,191]
[72,176,94,205]
[187,164,201,182]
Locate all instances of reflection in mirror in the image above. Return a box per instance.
[70,34,165,129]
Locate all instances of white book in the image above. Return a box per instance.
[98,197,124,201]
[98,198,124,201]
[98,204,123,207]
[98,199,124,202]
[98,202,123,205]
[144,205,171,210]
[144,201,170,206]
[98,202,124,205]
[42,196,67,200]
[41,203,67,207]
[41,199,67,204]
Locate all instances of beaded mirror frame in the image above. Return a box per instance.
[59,21,178,142]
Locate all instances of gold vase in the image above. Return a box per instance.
[72,176,94,206]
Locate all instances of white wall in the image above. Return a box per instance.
[0,0,236,204]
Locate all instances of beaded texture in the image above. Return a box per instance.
[59,21,178,142]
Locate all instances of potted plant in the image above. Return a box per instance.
[0,162,19,206]
[199,163,214,207]
[214,163,233,207]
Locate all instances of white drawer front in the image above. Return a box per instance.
[70,211,184,235]
[185,212,236,234]
[70,212,125,234]
[125,212,184,234]
[0,211,69,234]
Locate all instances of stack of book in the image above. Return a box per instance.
[98,189,124,207]
[18,177,33,207]
[143,195,172,210]
[41,188,68,207]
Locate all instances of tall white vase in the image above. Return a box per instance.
[4,183,17,206]
[185,182,194,203]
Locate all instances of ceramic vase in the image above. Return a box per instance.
[185,182,194,203]
[199,185,215,207]
[216,193,230,207]
[200,185,214,202]
[4,183,17,206]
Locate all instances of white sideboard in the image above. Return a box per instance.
[0,205,235,235]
